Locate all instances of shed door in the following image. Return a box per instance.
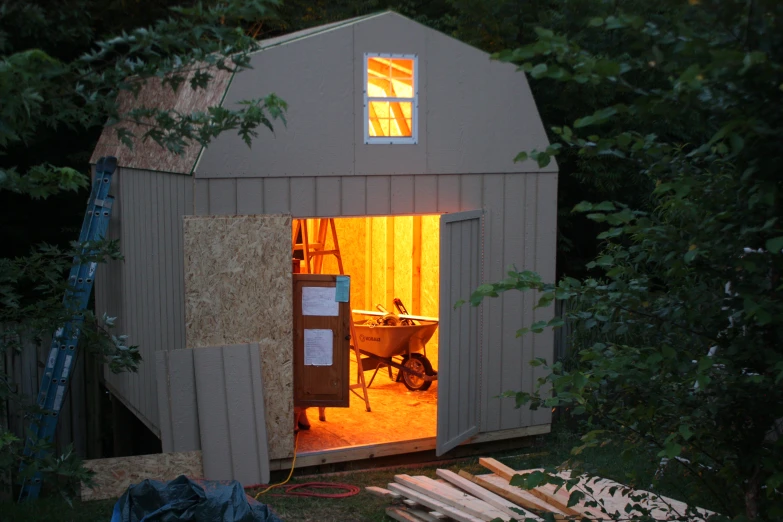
[437,209,483,455]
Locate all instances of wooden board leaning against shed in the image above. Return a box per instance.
[183,214,294,459]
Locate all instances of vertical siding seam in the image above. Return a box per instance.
[220,348,235,478]
[206,177,211,215]
[435,175,439,213]
[287,178,292,215]
[362,176,367,214]
[458,175,462,212]
[233,178,238,216]
[246,344,263,475]
[498,175,506,428]
[478,212,485,431]
[258,178,266,214]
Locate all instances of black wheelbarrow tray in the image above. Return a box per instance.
[351,310,439,391]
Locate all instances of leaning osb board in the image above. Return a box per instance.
[183,215,294,459]
[258,339,293,458]
[90,65,232,174]
[80,451,202,502]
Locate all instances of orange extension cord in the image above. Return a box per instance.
[247,433,360,500]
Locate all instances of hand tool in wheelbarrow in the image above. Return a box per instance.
[393,298,415,325]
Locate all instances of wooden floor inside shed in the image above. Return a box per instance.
[297,353,438,454]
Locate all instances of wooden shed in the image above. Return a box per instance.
[91,11,558,484]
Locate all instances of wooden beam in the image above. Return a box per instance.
[372,57,414,76]
[436,469,540,520]
[268,425,551,471]
[407,509,445,522]
[394,474,510,521]
[386,507,430,522]
[366,486,401,499]
[368,76,394,94]
[478,459,581,517]
[365,218,372,311]
[386,217,395,309]
[390,102,411,136]
[352,310,438,322]
[412,216,422,314]
[458,471,567,521]
[387,482,485,522]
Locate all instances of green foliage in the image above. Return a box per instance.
[472,0,783,519]
[1,0,287,498]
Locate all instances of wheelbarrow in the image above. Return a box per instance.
[351,310,438,391]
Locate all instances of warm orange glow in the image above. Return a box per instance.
[367,57,415,138]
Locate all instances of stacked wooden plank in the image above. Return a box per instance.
[367,457,715,522]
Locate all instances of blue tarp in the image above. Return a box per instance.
[110,475,283,522]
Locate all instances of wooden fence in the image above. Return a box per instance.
[1,327,103,459]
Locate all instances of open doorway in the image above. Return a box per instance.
[293,215,441,453]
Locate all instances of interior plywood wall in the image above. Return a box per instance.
[310,215,440,350]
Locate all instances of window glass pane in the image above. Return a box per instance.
[367,57,414,98]
[368,101,412,137]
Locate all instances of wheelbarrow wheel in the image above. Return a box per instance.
[401,354,434,392]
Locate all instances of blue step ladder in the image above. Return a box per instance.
[18,156,118,501]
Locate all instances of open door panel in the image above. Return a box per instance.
[436,209,483,455]
[293,274,351,408]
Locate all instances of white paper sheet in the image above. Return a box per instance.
[304,329,333,366]
[302,286,339,316]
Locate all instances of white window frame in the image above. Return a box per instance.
[363,52,419,145]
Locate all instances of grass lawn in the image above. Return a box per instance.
[0,425,724,522]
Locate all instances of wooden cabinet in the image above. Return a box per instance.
[293,274,350,408]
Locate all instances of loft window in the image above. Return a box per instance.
[364,53,418,144]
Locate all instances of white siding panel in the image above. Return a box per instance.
[208,178,237,215]
[196,28,354,178]
[414,175,438,213]
[425,28,553,175]
[194,344,270,485]
[353,15,428,176]
[532,174,557,426]
[437,175,460,213]
[390,175,415,214]
[290,177,316,217]
[365,176,391,215]
[460,175,482,211]
[341,176,366,215]
[437,210,482,455]
[236,178,264,214]
[480,175,504,432]
[500,174,526,430]
[263,178,291,213]
[316,177,341,216]
[96,169,194,433]
[194,179,209,216]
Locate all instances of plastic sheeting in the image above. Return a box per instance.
[110,475,282,522]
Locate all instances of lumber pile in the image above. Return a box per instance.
[368,457,715,522]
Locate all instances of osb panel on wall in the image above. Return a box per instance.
[183,215,294,459]
[90,65,232,174]
[80,451,203,502]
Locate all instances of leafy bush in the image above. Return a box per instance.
[471,1,783,519]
